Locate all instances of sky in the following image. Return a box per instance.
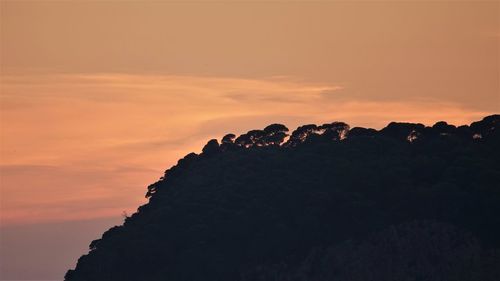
[0,1,499,280]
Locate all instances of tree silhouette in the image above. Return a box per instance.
[66,115,500,281]
[262,124,289,146]
[202,139,220,155]
[285,124,320,146]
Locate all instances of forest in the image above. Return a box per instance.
[66,115,500,281]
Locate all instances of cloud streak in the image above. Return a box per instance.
[0,73,492,226]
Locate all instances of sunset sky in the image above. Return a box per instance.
[1,1,499,280]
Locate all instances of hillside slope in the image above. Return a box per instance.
[66,115,500,281]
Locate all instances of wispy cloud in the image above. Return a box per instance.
[0,73,492,226]
[0,164,157,225]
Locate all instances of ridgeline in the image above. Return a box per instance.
[66,115,500,281]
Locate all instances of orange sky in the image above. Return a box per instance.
[0,1,499,279]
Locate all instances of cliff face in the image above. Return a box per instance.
[66,115,500,281]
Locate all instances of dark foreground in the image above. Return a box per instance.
[66,115,500,281]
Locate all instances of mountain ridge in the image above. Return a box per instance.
[66,115,500,281]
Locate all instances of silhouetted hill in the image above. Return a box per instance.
[66,115,500,281]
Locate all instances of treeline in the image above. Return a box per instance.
[66,115,500,281]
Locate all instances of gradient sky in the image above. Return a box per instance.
[1,1,499,280]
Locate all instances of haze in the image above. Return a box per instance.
[0,1,498,280]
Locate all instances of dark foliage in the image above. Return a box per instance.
[66,115,500,281]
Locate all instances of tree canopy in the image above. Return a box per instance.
[66,115,500,281]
